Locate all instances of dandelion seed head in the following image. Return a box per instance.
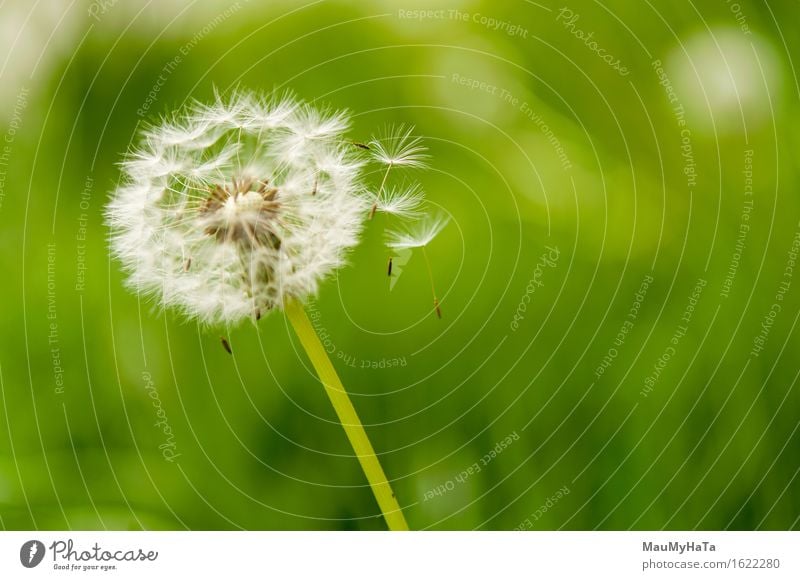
[106,91,369,325]
[369,124,429,169]
[373,183,425,218]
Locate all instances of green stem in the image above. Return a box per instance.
[285,298,409,531]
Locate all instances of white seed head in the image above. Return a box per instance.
[106,91,370,325]
[386,213,449,250]
[369,124,429,169]
[373,183,425,218]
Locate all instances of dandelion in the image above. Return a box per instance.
[105,90,449,531]
[387,248,412,291]
[386,214,449,318]
[367,125,428,219]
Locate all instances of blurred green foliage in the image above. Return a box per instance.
[1,0,799,530]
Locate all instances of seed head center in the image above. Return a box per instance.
[200,176,281,247]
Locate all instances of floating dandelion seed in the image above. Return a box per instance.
[367,125,428,219]
[369,124,429,169]
[371,183,425,219]
[386,214,449,318]
[105,90,446,531]
[106,91,367,325]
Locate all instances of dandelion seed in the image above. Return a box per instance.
[387,257,393,277]
[371,183,425,219]
[385,213,449,319]
[106,91,369,325]
[367,125,428,219]
[385,213,449,251]
[220,336,233,354]
[369,125,429,169]
[242,92,298,130]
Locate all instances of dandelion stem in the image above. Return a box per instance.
[421,246,441,318]
[285,298,409,531]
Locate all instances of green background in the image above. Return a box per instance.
[1,0,799,530]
